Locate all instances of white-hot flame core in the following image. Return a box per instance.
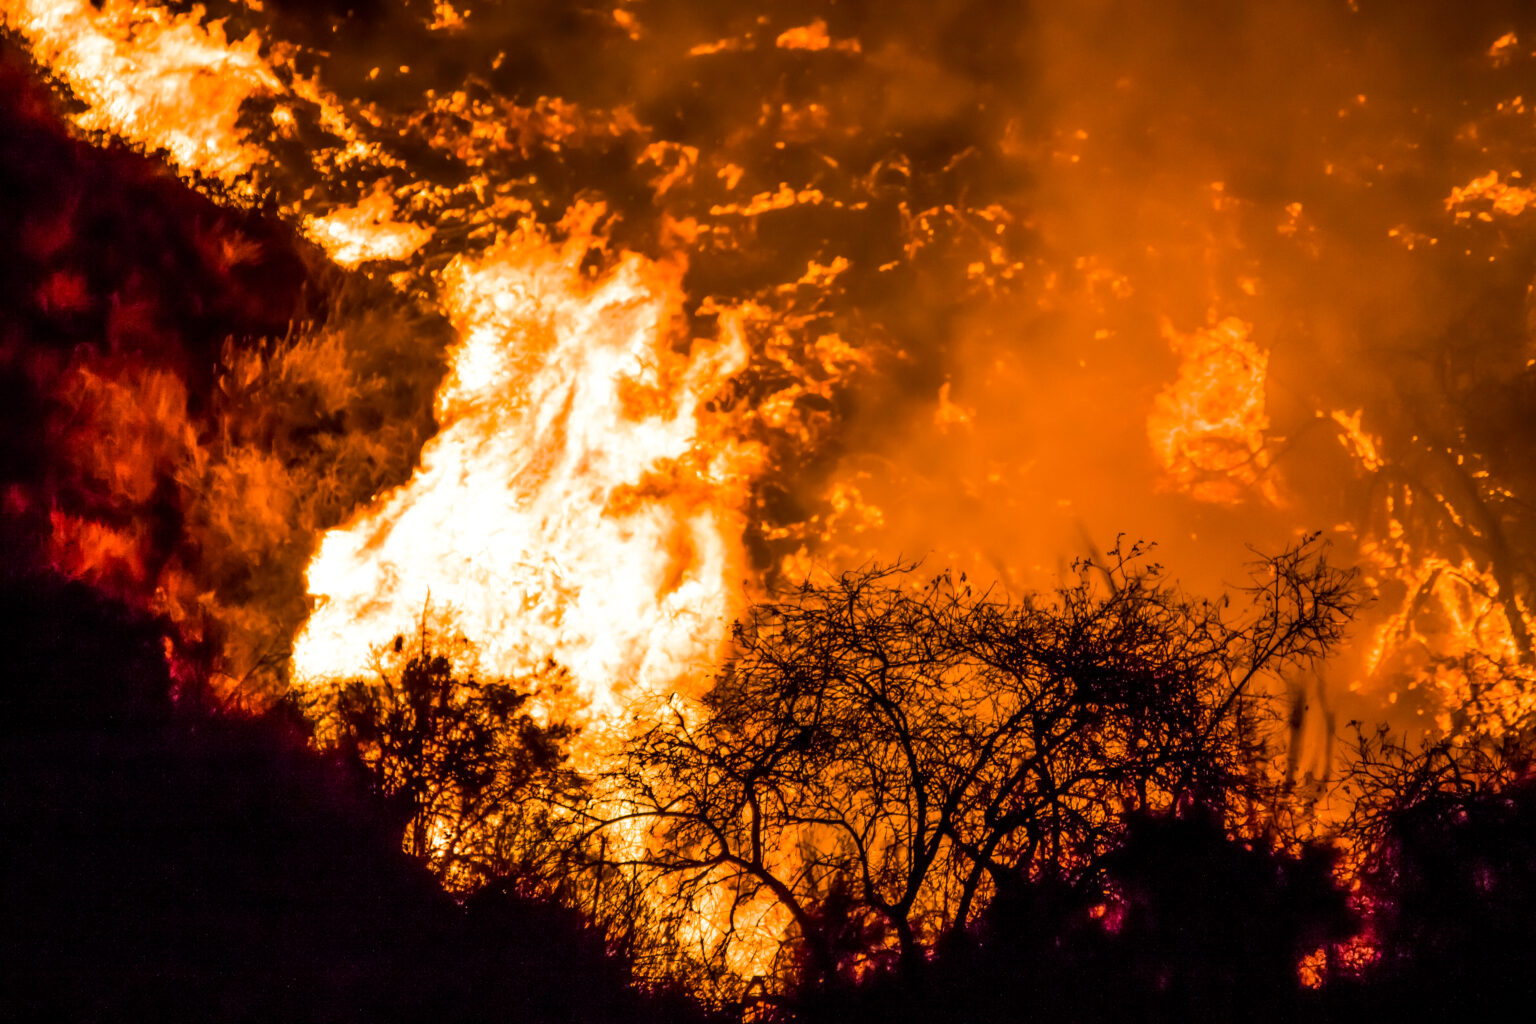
[291,213,755,714]
[302,188,432,268]
[4,0,758,721]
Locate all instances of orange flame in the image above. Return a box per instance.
[1361,546,1536,737]
[2,0,281,189]
[6,0,767,720]
[302,187,432,269]
[19,0,1536,992]
[292,206,758,714]
[1147,315,1275,505]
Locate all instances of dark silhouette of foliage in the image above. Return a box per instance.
[22,554,1536,1023]
[1084,811,1352,1022]
[594,537,1359,1002]
[791,811,1353,1024]
[306,622,584,890]
[1324,725,1536,1018]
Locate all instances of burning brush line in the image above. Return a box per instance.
[10,0,1536,992]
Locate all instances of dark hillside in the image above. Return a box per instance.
[0,576,707,1024]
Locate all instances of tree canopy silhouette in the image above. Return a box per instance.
[795,809,1353,1024]
[593,537,1359,999]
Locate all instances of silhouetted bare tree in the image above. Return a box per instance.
[592,537,1358,998]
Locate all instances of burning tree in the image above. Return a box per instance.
[594,538,1358,998]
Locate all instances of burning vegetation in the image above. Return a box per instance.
[9,0,1536,1019]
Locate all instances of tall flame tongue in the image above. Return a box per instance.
[292,206,755,713]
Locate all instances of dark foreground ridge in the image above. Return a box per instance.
[0,575,712,1024]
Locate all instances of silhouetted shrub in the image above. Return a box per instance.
[1325,727,1536,1019]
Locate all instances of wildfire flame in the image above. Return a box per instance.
[2,0,764,720]
[14,0,1536,992]
[302,187,432,269]
[4,0,281,188]
[15,0,1536,763]
[1147,315,1275,505]
[292,205,757,713]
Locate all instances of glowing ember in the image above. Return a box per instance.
[1328,410,1385,474]
[1446,171,1536,221]
[775,19,859,54]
